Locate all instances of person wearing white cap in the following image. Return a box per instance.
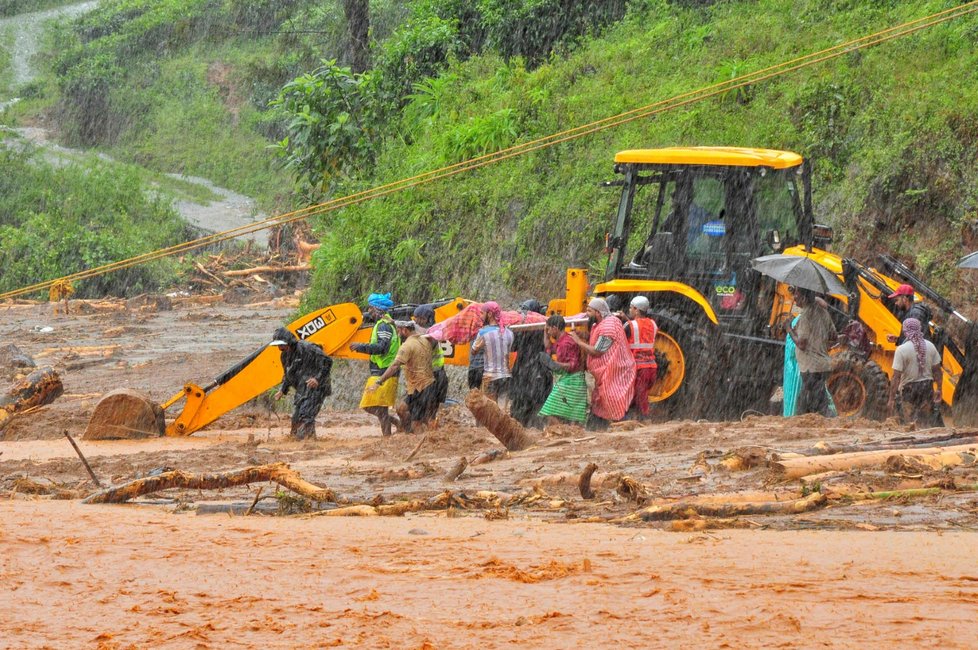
[269,326,333,439]
[625,296,658,420]
[572,297,636,429]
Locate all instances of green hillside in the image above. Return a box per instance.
[7,0,978,309]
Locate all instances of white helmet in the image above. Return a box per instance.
[630,295,650,312]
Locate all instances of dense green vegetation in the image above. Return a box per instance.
[6,0,978,307]
[0,146,192,297]
[294,0,978,306]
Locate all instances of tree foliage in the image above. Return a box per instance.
[0,148,191,297]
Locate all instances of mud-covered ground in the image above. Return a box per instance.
[2,295,978,647]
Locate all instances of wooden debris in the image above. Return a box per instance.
[884,450,977,474]
[83,462,334,504]
[9,477,80,500]
[669,518,758,532]
[84,388,164,440]
[717,446,770,472]
[616,476,647,503]
[63,430,102,488]
[224,264,311,277]
[403,434,427,462]
[802,431,978,456]
[444,457,468,482]
[519,470,620,489]
[579,463,598,499]
[772,442,978,479]
[464,389,539,451]
[471,449,508,465]
[621,492,828,522]
[0,367,63,428]
[245,487,264,516]
[321,505,378,517]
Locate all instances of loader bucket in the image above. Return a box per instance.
[84,388,165,440]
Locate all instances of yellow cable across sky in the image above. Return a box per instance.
[3,0,977,301]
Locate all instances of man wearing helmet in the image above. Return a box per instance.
[625,296,658,420]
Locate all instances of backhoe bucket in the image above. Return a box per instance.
[84,388,165,440]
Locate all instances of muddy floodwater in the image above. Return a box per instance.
[3,296,978,647]
[2,500,977,648]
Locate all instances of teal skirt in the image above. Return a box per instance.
[539,371,588,423]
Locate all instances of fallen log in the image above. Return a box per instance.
[803,431,978,456]
[772,442,978,479]
[83,462,334,504]
[519,470,620,489]
[621,492,828,522]
[669,518,758,532]
[464,389,539,451]
[223,264,311,277]
[321,505,378,517]
[0,367,63,428]
[884,450,977,474]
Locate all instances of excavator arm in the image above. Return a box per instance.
[163,299,474,436]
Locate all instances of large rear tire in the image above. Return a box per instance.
[826,355,888,420]
[647,310,709,419]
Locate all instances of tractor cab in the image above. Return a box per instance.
[605,147,813,332]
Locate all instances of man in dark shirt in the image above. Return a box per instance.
[886,284,933,345]
[270,327,333,440]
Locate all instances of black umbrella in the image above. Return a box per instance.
[751,254,847,295]
[959,251,978,269]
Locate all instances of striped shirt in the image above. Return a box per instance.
[476,325,514,380]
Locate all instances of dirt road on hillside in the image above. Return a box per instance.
[2,294,978,647]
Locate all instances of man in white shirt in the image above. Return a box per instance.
[888,317,943,424]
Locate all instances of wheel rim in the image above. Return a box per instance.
[827,370,866,417]
[650,332,685,402]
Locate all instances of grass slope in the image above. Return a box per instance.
[306,0,978,310]
[7,0,978,309]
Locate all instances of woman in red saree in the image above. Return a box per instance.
[573,298,636,429]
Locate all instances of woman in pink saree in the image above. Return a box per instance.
[573,298,636,429]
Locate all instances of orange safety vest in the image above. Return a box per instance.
[629,317,658,369]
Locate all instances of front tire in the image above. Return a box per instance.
[827,355,888,419]
[647,310,709,419]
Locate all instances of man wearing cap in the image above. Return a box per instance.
[625,296,658,420]
[350,293,401,436]
[886,284,933,345]
[270,327,333,440]
[413,304,449,410]
[370,320,439,432]
[572,297,636,430]
[472,301,514,403]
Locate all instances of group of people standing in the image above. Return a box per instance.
[349,293,447,436]
[782,282,943,426]
[443,294,662,432]
[269,292,664,439]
